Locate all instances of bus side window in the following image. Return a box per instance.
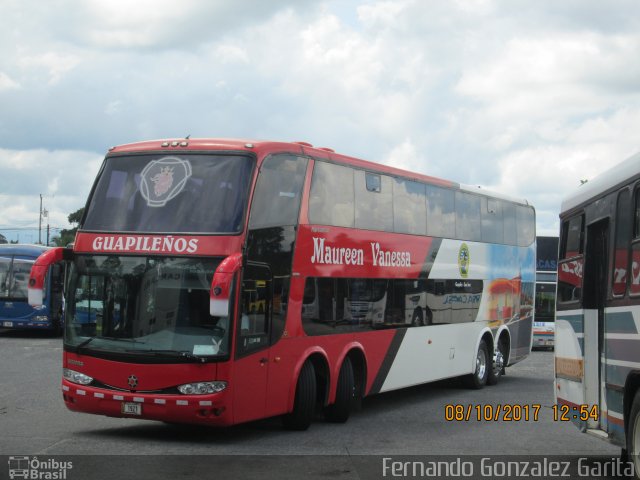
[557,214,584,303]
[309,162,355,228]
[248,154,308,229]
[629,190,640,296]
[612,189,631,297]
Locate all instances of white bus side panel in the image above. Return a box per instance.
[380,322,485,392]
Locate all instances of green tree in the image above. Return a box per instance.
[52,207,84,247]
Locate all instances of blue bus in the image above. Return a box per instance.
[0,244,65,334]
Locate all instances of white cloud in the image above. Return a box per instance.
[1,0,640,240]
[19,52,81,84]
[0,149,102,233]
[0,72,21,90]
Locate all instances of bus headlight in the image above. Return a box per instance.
[177,381,227,395]
[34,315,49,322]
[63,368,93,385]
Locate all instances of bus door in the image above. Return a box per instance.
[232,262,273,424]
[582,219,609,429]
[49,263,66,326]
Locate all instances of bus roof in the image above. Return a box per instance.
[0,244,50,258]
[561,151,640,214]
[107,138,531,204]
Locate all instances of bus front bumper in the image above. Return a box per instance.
[61,379,232,426]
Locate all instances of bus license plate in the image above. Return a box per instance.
[2,321,12,327]
[121,402,142,416]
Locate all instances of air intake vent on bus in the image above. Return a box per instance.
[293,141,313,147]
[318,147,335,152]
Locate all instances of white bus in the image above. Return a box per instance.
[555,151,640,474]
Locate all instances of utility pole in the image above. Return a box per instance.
[38,194,43,244]
[38,194,49,245]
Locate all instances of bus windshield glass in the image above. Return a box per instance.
[83,153,254,234]
[65,255,230,359]
[0,256,34,301]
[534,283,555,322]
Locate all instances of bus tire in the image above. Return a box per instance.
[324,357,355,423]
[626,390,640,475]
[464,340,489,389]
[487,337,507,386]
[411,309,424,327]
[282,361,316,431]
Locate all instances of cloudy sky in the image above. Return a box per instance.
[1,0,639,243]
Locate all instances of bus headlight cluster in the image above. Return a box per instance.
[34,315,49,322]
[63,368,93,385]
[177,381,227,395]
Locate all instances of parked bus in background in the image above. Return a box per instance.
[533,236,558,349]
[29,138,536,430]
[1,244,64,334]
[555,151,640,475]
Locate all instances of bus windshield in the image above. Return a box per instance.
[83,153,254,234]
[534,283,556,322]
[0,256,34,301]
[65,255,229,360]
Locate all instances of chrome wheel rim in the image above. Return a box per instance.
[476,348,487,380]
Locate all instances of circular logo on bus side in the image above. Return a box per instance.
[140,156,192,207]
[458,243,470,278]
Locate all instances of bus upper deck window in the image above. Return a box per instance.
[366,173,381,193]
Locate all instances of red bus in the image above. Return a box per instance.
[28,138,536,429]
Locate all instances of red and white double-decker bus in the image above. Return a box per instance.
[29,138,535,429]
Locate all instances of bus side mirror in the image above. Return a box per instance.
[210,253,243,317]
[28,247,73,307]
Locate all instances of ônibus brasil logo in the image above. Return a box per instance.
[140,156,192,207]
[8,456,72,479]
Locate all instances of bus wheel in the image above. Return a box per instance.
[626,391,640,475]
[282,361,317,431]
[411,309,424,327]
[464,340,489,389]
[324,357,355,423]
[487,337,507,385]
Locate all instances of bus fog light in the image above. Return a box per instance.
[63,368,93,385]
[177,381,227,395]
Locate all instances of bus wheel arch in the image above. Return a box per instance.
[488,330,510,385]
[625,383,640,473]
[623,373,640,448]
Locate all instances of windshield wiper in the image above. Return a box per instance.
[73,336,144,353]
[125,349,208,363]
[75,337,94,353]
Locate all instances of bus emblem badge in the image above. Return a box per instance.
[458,243,470,278]
[127,375,138,389]
[140,156,192,207]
